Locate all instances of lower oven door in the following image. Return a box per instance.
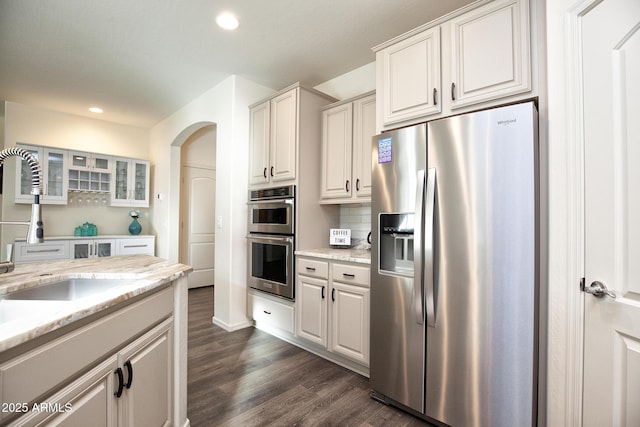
[247,234,294,300]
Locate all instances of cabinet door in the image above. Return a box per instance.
[448,0,531,108]
[270,88,298,183]
[118,319,172,427]
[320,103,353,199]
[248,100,271,186]
[131,160,149,207]
[43,147,68,203]
[296,275,328,347]
[8,356,117,427]
[330,282,370,366]
[379,26,441,126]
[15,145,68,204]
[112,158,130,205]
[352,94,376,199]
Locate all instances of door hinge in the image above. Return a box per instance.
[580,277,585,292]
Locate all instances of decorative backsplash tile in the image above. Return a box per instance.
[339,204,371,249]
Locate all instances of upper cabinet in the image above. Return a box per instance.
[377,28,441,126]
[249,87,298,186]
[111,157,150,207]
[68,151,112,193]
[15,143,68,204]
[320,92,376,203]
[248,83,336,188]
[447,0,531,109]
[375,0,531,130]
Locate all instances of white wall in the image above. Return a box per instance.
[149,75,274,330]
[0,102,150,257]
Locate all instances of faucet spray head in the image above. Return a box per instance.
[27,201,44,244]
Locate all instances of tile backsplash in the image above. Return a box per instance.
[339,204,371,249]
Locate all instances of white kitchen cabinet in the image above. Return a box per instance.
[296,257,370,367]
[377,27,441,126]
[296,274,328,347]
[248,291,295,335]
[320,92,376,203]
[447,0,531,109]
[248,88,297,186]
[116,319,172,426]
[248,83,336,189]
[248,100,271,185]
[374,0,531,128]
[15,144,68,204]
[115,237,155,256]
[68,151,112,193]
[111,157,150,207]
[329,264,370,366]
[71,239,115,259]
[0,287,175,427]
[13,240,70,263]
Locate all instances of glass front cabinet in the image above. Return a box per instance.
[70,239,115,259]
[15,144,68,204]
[111,158,150,207]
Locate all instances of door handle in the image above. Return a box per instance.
[424,168,437,327]
[124,360,133,389]
[413,169,425,325]
[114,367,124,398]
[584,280,616,299]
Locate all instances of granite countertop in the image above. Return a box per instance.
[295,248,371,265]
[0,255,192,352]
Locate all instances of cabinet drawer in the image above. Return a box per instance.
[250,293,294,334]
[297,258,329,279]
[332,263,370,287]
[14,241,70,264]
[116,238,155,256]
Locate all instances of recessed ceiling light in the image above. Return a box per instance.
[89,107,103,114]
[216,11,239,30]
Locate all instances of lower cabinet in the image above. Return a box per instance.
[296,257,370,367]
[0,288,175,427]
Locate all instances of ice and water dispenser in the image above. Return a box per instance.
[379,213,415,274]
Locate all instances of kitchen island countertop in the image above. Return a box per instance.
[0,255,192,352]
[295,248,371,265]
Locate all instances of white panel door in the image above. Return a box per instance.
[582,1,640,425]
[352,94,376,199]
[248,100,270,186]
[182,166,216,289]
[296,275,328,347]
[320,102,352,199]
[270,88,298,183]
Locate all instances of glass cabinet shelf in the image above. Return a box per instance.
[68,169,111,192]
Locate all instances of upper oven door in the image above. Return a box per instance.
[247,199,295,235]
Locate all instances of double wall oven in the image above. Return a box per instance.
[247,185,295,300]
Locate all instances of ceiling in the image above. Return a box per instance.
[0,0,475,128]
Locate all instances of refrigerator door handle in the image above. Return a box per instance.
[413,169,426,325]
[425,167,437,327]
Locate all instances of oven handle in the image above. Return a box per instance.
[246,234,293,243]
[247,198,294,206]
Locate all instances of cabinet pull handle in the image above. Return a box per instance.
[270,166,274,177]
[343,273,356,278]
[26,249,60,253]
[433,88,438,105]
[263,167,267,178]
[451,82,456,101]
[331,288,335,302]
[305,266,316,272]
[124,360,133,389]
[322,286,325,299]
[356,178,360,192]
[114,368,124,398]
[263,310,271,315]
[345,180,350,192]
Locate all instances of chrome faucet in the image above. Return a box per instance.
[0,147,45,273]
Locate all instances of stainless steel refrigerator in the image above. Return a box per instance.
[370,101,539,427]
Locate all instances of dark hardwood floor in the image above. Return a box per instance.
[187,286,431,427]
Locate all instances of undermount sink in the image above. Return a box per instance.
[1,278,133,302]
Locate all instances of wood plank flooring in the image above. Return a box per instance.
[187,286,431,427]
